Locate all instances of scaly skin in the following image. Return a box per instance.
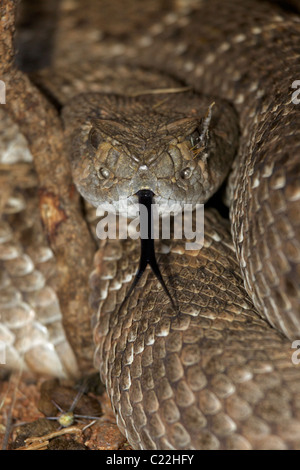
[1,0,300,450]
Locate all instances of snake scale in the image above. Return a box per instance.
[1,0,300,450]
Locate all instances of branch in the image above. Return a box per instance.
[0,0,96,372]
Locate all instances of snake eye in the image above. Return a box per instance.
[97,167,110,179]
[89,128,102,149]
[180,167,192,180]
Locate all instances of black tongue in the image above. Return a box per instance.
[118,189,177,313]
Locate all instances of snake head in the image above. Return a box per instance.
[62,91,239,215]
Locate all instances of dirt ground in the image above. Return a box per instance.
[0,370,131,450]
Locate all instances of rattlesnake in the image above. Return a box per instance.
[1,0,300,450]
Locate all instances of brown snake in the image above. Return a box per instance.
[1,0,300,450]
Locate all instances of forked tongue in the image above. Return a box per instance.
[118,189,176,313]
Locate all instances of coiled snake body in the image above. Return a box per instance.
[1,0,300,450]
